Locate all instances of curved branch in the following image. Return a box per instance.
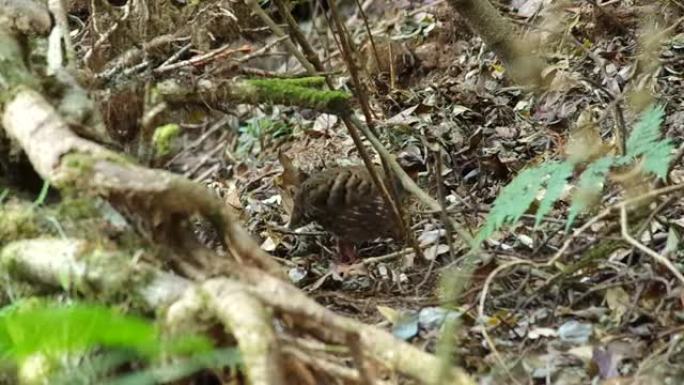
[236,264,476,385]
[203,279,286,385]
[0,238,192,309]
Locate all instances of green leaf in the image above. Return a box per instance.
[477,161,568,243]
[534,161,574,227]
[477,104,674,241]
[642,139,673,179]
[566,156,616,230]
[625,104,673,179]
[0,302,213,362]
[1,303,157,360]
[152,124,182,158]
[32,181,50,207]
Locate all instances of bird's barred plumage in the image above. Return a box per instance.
[288,165,406,243]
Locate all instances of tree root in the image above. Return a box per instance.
[0,6,476,384]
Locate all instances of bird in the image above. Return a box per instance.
[288,153,423,264]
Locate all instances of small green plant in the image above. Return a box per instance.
[151,123,182,158]
[0,301,213,360]
[0,300,239,384]
[32,181,50,207]
[477,104,672,243]
[236,117,292,157]
[0,188,9,204]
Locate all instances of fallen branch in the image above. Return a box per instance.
[0,238,192,309]
[156,77,350,115]
[236,264,476,385]
[2,82,282,277]
[203,278,286,385]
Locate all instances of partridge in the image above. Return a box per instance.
[288,156,421,263]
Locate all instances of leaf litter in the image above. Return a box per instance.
[168,1,684,383]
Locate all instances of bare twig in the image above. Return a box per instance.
[547,183,684,269]
[244,0,316,74]
[353,0,381,81]
[478,183,684,379]
[154,44,252,74]
[271,0,326,70]
[620,206,684,286]
[326,0,419,259]
[347,114,478,249]
[96,32,190,80]
[416,149,458,291]
[158,42,192,68]
[477,258,532,385]
[83,2,131,65]
[237,35,290,63]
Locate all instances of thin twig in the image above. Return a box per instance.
[547,183,684,268]
[620,206,684,286]
[154,44,251,74]
[244,0,316,73]
[326,0,417,257]
[348,114,478,249]
[237,35,290,63]
[96,32,189,80]
[353,0,382,81]
[478,183,684,379]
[477,258,532,385]
[416,149,457,291]
[158,42,192,68]
[83,2,131,65]
[271,0,326,70]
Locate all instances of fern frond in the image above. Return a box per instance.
[477,161,569,243]
[566,156,616,230]
[642,139,673,179]
[625,104,673,178]
[534,161,574,228]
[477,104,674,244]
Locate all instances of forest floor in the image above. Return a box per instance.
[157,1,684,383]
[3,0,684,383]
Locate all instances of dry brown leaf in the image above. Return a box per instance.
[278,150,303,188]
[274,174,295,215]
[312,113,338,133]
[260,235,278,252]
[609,161,651,203]
[222,181,242,210]
[276,150,305,216]
[606,286,629,323]
[566,108,614,164]
[424,244,449,260]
